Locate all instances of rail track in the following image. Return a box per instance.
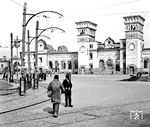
[0,98,150,127]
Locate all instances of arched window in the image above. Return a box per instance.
[14,62,20,67]
[49,61,53,69]
[55,61,59,68]
[61,61,66,69]
[68,61,72,69]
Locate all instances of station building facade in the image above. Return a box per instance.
[22,15,150,75]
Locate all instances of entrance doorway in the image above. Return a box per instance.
[99,60,105,71]
[129,66,135,74]
[81,67,85,74]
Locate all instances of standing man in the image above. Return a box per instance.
[62,73,73,107]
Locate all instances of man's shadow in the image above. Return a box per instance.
[43,107,53,114]
[43,102,65,114]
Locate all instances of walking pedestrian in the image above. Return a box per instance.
[62,73,73,107]
[47,75,64,118]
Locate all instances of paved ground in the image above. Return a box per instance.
[0,80,12,89]
[0,74,150,127]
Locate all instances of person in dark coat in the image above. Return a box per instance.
[47,75,64,118]
[62,74,73,107]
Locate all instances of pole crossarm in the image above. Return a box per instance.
[38,27,65,38]
[40,35,51,40]
[26,34,51,44]
[26,27,65,44]
[24,11,63,27]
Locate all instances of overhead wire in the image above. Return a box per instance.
[9,0,150,19]
[9,0,36,13]
[9,0,150,34]
[9,0,58,37]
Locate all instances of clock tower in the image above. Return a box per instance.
[75,21,97,74]
[123,15,145,74]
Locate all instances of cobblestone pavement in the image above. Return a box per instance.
[0,74,150,127]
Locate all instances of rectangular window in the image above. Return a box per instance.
[89,52,93,60]
[89,63,93,69]
[89,44,93,49]
[39,57,42,63]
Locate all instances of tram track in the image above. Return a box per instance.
[1,99,150,126]
[1,82,150,126]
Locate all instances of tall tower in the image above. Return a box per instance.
[123,15,145,74]
[75,21,97,74]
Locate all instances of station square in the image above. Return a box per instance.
[0,1,150,127]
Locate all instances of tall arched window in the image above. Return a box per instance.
[144,59,148,68]
[55,61,59,68]
[74,61,78,69]
[68,61,72,69]
[49,61,53,69]
[61,61,66,69]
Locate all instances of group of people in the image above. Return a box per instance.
[47,73,73,118]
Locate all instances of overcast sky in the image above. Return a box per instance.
[0,0,150,53]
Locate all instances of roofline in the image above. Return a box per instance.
[123,15,145,21]
[75,21,97,26]
[26,51,78,55]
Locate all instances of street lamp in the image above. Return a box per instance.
[10,34,21,82]
[21,2,63,68]
[14,36,21,83]
[26,30,51,87]
[31,21,65,89]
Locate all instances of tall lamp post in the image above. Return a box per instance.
[10,33,14,82]
[10,34,21,82]
[21,2,63,68]
[32,21,65,89]
[27,30,52,88]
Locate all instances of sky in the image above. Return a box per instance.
[0,0,150,58]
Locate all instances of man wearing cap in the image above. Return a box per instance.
[62,74,73,107]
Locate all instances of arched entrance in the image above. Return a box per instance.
[81,66,85,74]
[106,59,113,73]
[142,58,150,74]
[99,60,105,71]
[115,59,120,71]
[129,66,134,74]
[127,64,136,74]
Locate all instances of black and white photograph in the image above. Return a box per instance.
[0,0,150,126]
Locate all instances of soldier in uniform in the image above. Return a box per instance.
[62,73,73,107]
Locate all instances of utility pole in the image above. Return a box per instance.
[21,2,27,67]
[33,21,39,89]
[27,30,31,76]
[10,33,14,82]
